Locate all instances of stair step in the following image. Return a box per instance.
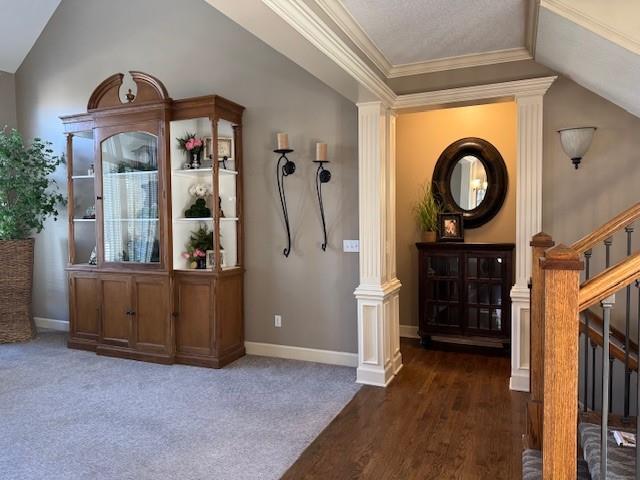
[579,422,636,479]
[522,449,590,480]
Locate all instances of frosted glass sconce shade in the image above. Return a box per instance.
[558,127,596,169]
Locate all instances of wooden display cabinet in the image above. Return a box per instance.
[61,71,245,368]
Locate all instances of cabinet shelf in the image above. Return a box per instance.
[103,170,158,177]
[103,218,159,222]
[73,218,96,223]
[173,168,238,177]
[72,175,95,180]
[174,217,238,223]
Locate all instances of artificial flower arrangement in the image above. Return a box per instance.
[177,133,205,169]
[185,183,212,218]
[182,225,214,269]
[177,133,204,154]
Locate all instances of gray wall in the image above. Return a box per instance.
[0,70,16,128]
[15,0,359,353]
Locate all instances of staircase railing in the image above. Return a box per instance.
[527,201,640,479]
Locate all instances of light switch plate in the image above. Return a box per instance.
[343,240,360,253]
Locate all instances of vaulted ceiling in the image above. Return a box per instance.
[340,0,528,66]
[0,0,61,73]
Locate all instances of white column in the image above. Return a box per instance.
[510,93,545,391]
[354,101,402,387]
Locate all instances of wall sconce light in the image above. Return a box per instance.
[274,133,295,257]
[314,142,331,251]
[558,127,597,169]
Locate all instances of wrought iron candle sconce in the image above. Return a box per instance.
[314,159,331,251]
[274,148,296,257]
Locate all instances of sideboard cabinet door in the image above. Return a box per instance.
[174,274,214,361]
[99,275,132,347]
[132,275,171,354]
[69,272,99,350]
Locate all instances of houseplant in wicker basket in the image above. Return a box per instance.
[0,129,64,343]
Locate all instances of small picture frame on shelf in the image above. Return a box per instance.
[218,137,232,159]
[206,250,215,269]
[204,137,213,160]
[437,212,464,242]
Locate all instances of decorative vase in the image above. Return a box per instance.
[196,257,206,270]
[189,151,202,169]
[0,238,36,343]
[422,231,437,243]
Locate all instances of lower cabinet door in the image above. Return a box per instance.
[175,275,214,358]
[132,275,171,353]
[69,272,99,344]
[100,275,132,347]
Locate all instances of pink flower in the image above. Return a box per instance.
[195,249,205,257]
[193,138,203,148]
[181,252,190,259]
[185,138,195,151]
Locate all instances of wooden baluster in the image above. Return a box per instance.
[542,244,582,480]
[636,281,640,479]
[624,225,633,419]
[605,237,613,268]
[584,248,593,412]
[609,356,614,414]
[591,339,597,409]
[601,294,616,480]
[528,232,554,450]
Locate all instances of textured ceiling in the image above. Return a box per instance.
[341,0,527,65]
[536,6,640,118]
[0,0,61,73]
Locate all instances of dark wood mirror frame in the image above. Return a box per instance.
[432,137,508,229]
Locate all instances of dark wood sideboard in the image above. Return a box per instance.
[416,242,515,350]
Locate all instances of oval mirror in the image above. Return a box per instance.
[433,138,507,229]
[449,155,488,211]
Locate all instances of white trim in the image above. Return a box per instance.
[245,341,358,368]
[261,0,395,105]
[34,317,69,332]
[314,0,392,75]
[313,0,532,78]
[387,48,532,78]
[399,324,419,339]
[510,371,530,392]
[393,76,557,111]
[541,0,640,56]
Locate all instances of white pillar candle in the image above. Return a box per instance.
[316,142,327,161]
[277,133,289,150]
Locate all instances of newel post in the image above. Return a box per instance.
[541,244,582,480]
[527,232,554,450]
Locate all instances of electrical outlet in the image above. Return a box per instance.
[343,240,360,253]
[274,315,282,328]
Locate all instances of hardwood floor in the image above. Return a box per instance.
[283,338,527,480]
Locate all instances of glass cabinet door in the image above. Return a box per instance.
[100,132,160,264]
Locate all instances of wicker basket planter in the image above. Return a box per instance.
[0,238,35,343]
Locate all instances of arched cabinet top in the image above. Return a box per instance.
[87,71,170,111]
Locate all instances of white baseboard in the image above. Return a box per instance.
[245,341,358,368]
[399,324,419,339]
[35,317,69,332]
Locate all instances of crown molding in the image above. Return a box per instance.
[313,0,532,78]
[314,0,392,75]
[393,76,557,110]
[262,0,395,105]
[525,0,541,56]
[540,0,640,56]
[387,47,532,78]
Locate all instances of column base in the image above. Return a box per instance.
[355,279,402,388]
[510,284,531,392]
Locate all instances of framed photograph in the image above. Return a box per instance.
[204,137,213,160]
[437,212,464,242]
[217,137,233,158]
[206,250,215,269]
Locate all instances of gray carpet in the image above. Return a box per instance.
[0,333,360,480]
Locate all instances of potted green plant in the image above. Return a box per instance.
[414,182,441,242]
[0,129,64,343]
